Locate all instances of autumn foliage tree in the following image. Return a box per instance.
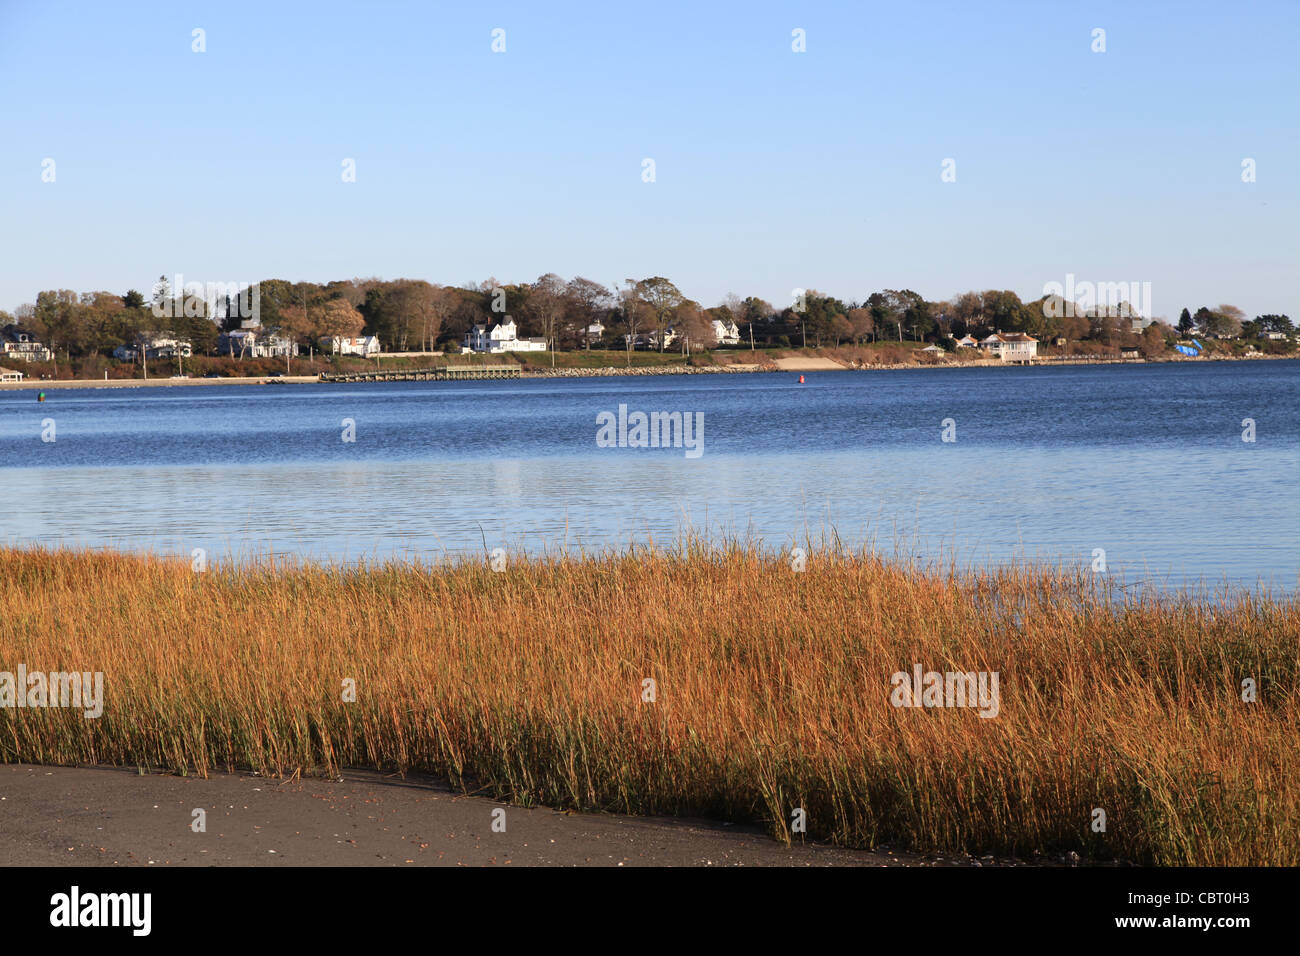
[634,276,684,351]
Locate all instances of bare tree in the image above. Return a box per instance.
[385,280,451,352]
[676,301,713,355]
[721,293,746,325]
[527,273,569,366]
[847,307,873,344]
[831,313,853,347]
[1210,304,1245,339]
[566,277,612,349]
[618,280,649,367]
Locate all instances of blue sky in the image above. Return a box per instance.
[1,0,1296,320]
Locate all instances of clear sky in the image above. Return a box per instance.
[1,0,1296,320]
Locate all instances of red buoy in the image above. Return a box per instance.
[798,374,805,384]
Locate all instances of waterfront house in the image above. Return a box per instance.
[1,325,54,363]
[217,329,255,358]
[711,318,742,346]
[0,366,23,382]
[114,335,192,362]
[978,332,1038,363]
[218,325,299,359]
[148,338,193,360]
[954,334,978,348]
[633,328,677,350]
[581,321,606,345]
[254,332,299,358]
[1118,345,1140,359]
[320,334,381,356]
[463,317,547,353]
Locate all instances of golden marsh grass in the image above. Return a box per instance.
[1,544,1296,865]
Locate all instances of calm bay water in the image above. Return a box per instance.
[2,361,1297,590]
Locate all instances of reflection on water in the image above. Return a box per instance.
[2,361,1298,590]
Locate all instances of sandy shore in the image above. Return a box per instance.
[0,764,1038,867]
[771,356,848,371]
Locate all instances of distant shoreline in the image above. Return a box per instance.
[0,375,320,390]
[0,351,1292,390]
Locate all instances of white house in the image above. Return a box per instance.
[582,322,606,345]
[463,317,547,353]
[320,335,381,356]
[1,326,53,363]
[711,318,741,346]
[254,332,299,358]
[0,366,23,382]
[628,328,677,350]
[116,335,192,361]
[979,332,1038,363]
[150,337,191,359]
[218,327,298,358]
[953,334,978,348]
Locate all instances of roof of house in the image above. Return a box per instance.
[2,325,43,344]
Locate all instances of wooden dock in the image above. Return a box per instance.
[319,364,522,383]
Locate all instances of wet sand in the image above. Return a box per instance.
[0,765,1028,867]
[771,356,847,370]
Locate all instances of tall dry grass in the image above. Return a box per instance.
[1,543,1296,864]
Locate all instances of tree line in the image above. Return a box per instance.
[3,274,1292,367]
